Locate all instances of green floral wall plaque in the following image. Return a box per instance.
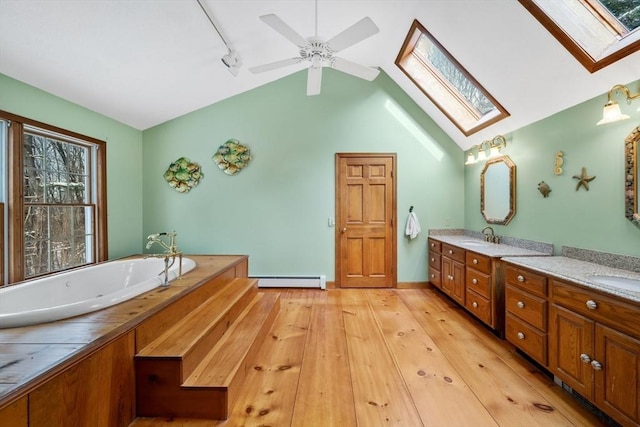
[163,157,203,193]
[213,139,251,175]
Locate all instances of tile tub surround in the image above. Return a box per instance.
[428,229,554,255]
[428,234,552,257]
[562,246,640,273]
[501,256,640,303]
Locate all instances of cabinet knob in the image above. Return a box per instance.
[517,275,525,282]
[448,250,453,255]
[431,258,435,262]
[591,360,603,371]
[431,243,435,247]
[580,353,591,364]
[516,301,525,309]
[473,258,478,264]
[472,301,478,308]
[517,332,525,340]
[472,278,478,284]
[430,274,435,279]
[586,300,598,310]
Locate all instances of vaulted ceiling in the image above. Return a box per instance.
[1,0,638,150]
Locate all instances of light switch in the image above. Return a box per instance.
[328,217,335,227]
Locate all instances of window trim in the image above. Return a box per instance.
[519,0,640,73]
[0,110,108,284]
[395,20,510,136]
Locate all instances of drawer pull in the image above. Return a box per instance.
[517,275,525,282]
[448,250,453,255]
[580,353,591,363]
[517,332,525,340]
[586,300,598,310]
[472,258,478,264]
[431,243,435,247]
[472,301,478,308]
[472,278,478,285]
[430,274,435,279]
[591,360,603,371]
[516,301,525,309]
[431,257,435,262]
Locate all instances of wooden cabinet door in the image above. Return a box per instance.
[594,324,640,426]
[336,154,396,288]
[549,303,595,399]
[451,260,465,305]
[441,256,453,296]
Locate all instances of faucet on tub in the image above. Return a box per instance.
[145,231,183,286]
[481,226,500,244]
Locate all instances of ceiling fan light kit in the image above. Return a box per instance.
[249,5,381,96]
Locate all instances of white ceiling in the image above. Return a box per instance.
[0,0,638,150]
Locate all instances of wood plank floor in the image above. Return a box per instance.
[131,288,609,427]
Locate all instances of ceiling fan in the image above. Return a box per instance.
[249,1,380,96]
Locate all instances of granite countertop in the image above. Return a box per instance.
[502,256,640,304]
[429,235,550,257]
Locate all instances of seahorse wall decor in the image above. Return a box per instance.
[554,151,564,175]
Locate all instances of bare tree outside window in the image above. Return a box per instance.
[23,132,94,277]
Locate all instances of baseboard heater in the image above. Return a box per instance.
[251,275,326,290]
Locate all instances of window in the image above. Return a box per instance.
[519,0,640,72]
[1,111,107,284]
[395,20,509,136]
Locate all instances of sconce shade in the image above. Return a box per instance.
[465,152,476,165]
[488,145,501,158]
[476,150,487,161]
[597,101,630,125]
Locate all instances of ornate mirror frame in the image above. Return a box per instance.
[480,155,517,225]
[624,126,640,228]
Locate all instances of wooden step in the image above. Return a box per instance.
[135,291,280,420]
[136,278,257,380]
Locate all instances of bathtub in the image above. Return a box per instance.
[0,256,196,329]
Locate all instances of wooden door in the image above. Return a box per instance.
[441,257,453,296]
[594,324,640,426]
[549,304,595,399]
[336,153,396,288]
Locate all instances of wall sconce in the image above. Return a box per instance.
[596,84,640,125]
[465,135,507,165]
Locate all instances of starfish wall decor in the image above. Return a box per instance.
[573,167,596,191]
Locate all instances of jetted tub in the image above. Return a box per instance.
[0,256,196,329]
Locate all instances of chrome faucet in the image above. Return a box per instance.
[145,231,183,286]
[481,226,499,243]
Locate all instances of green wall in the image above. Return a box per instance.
[0,73,144,259]
[465,79,640,257]
[142,70,464,281]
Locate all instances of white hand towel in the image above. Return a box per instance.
[405,212,421,240]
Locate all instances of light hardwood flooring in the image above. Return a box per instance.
[131,288,609,427]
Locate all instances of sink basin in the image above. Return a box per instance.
[587,275,640,291]
[458,239,490,246]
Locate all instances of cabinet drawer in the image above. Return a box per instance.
[429,268,441,289]
[428,238,441,253]
[506,285,547,331]
[466,268,491,298]
[429,252,441,270]
[506,313,547,365]
[466,251,491,275]
[505,265,547,297]
[552,280,640,338]
[465,289,492,326]
[442,243,465,263]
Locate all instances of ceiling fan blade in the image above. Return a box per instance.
[307,66,322,96]
[249,57,302,74]
[331,57,380,81]
[260,14,309,48]
[326,17,379,53]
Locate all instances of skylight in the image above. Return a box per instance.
[519,0,640,72]
[395,20,509,136]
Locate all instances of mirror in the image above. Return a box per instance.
[624,126,640,228]
[481,155,516,225]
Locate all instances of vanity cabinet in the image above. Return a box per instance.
[504,265,548,365]
[441,243,465,305]
[549,279,640,427]
[428,240,507,335]
[427,238,442,289]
